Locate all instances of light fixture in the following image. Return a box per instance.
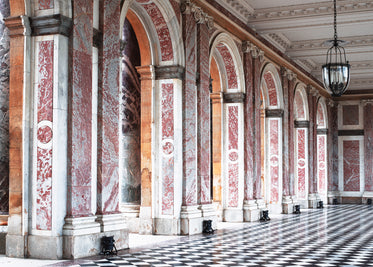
[322,0,350,97]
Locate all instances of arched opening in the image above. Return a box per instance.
[260,65,283,214]
[294,85,309,208]
[209,33,245,222]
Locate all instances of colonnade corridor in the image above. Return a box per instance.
[48,205,373,266]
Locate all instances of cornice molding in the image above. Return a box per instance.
[294,120,310,128]
[215,0,254,23]
[155,65,184,80]
[223,92,245,103]
[250,0,373,21]
[266,109,283,118]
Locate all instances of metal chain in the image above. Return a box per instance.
[334,0,338,41]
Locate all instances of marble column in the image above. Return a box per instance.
[281,68,296,213]
[0,0,10,221]
[180,1,200,235]
[96,0,126,232]
[307,86,319,208]
[242,42,263,221]
[363,100,373,202]
[327,100,339,203]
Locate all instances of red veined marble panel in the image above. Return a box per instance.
[294,90,305,120]
[317,135,327,195]
[39,0,53,10]
[269,119,279,203]
[263,72,278,107]
[161,83,174,215]
[297,129,306,199]
[217,45,238,90]
[36,40,53,230]
[228,105,239,207]
[142,2,173,62]
[343,140,360,191]
[342,105,359,126]
[317,103,325,128]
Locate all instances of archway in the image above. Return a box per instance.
[120,0,184,234]
[294,84,309,208]
[260,64,284,214]
[209,33,245,222]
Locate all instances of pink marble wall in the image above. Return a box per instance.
[317,135,327,195]
[0,0,9,214]
[182,12,197,206]
[294,90,305,120]
[243,51,254,201]
[161,83,174,215]
[97,0,121,214]
[228,105,239,207]
[297,129,306,199]
[217,45,238,90]
[269,119,279,202]
[197,23,211,204]
[364,103,373,191]
[36,40,54,230]
[67,0,93,217]
[142,2,173,62]
[343,140,360,192]
[263,72,278,107]
[342,105,359,126]
[39,0,54,10]
[170,0,181,25]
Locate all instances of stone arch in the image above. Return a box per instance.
[293,83,310,208]
[316,97,328,203]
[119,0,184,234]
[259,63,283,213]
[209,32,245,221]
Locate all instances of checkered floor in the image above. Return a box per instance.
[70,205,373,266]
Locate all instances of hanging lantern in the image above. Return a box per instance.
[322,0,350,97]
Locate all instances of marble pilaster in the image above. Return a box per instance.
[327,100,339,203]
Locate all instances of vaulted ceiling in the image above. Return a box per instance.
[216,0,373,99]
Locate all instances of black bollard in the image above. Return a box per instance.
[100,236,118,255]
[203,220,214,234]
[317,201,324,209]
[293,204,301,214]
[260,210,270,222]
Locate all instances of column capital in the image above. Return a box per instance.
[361,99,373,106]
[4,15,31,37]
[306,85,319,97]
[242,41,264,61]
[327,99,337,107]
[281,67,297,81]
[181,0,214,28]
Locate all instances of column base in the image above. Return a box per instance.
[63,215,129,259]
[6,234,26,258]
[153,218,180,235]
[121,204,140,233]
[201,203,217,230]
[328,191,340,204]
[282,195,297,214]
[223,208,243,222]
[308,193,318,209]
[28,235,63,259]
[139,206,153,235]
[180,205,202,235]
[363,192,373,204]
[243,200,260,222]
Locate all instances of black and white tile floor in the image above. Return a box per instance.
[60,205,373,266]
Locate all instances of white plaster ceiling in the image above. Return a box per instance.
[217,0,373,97]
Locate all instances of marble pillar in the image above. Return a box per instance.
[364,101,373,200]
[242,42,264,221]
[327,101,339,203]
[0,0,9,217]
